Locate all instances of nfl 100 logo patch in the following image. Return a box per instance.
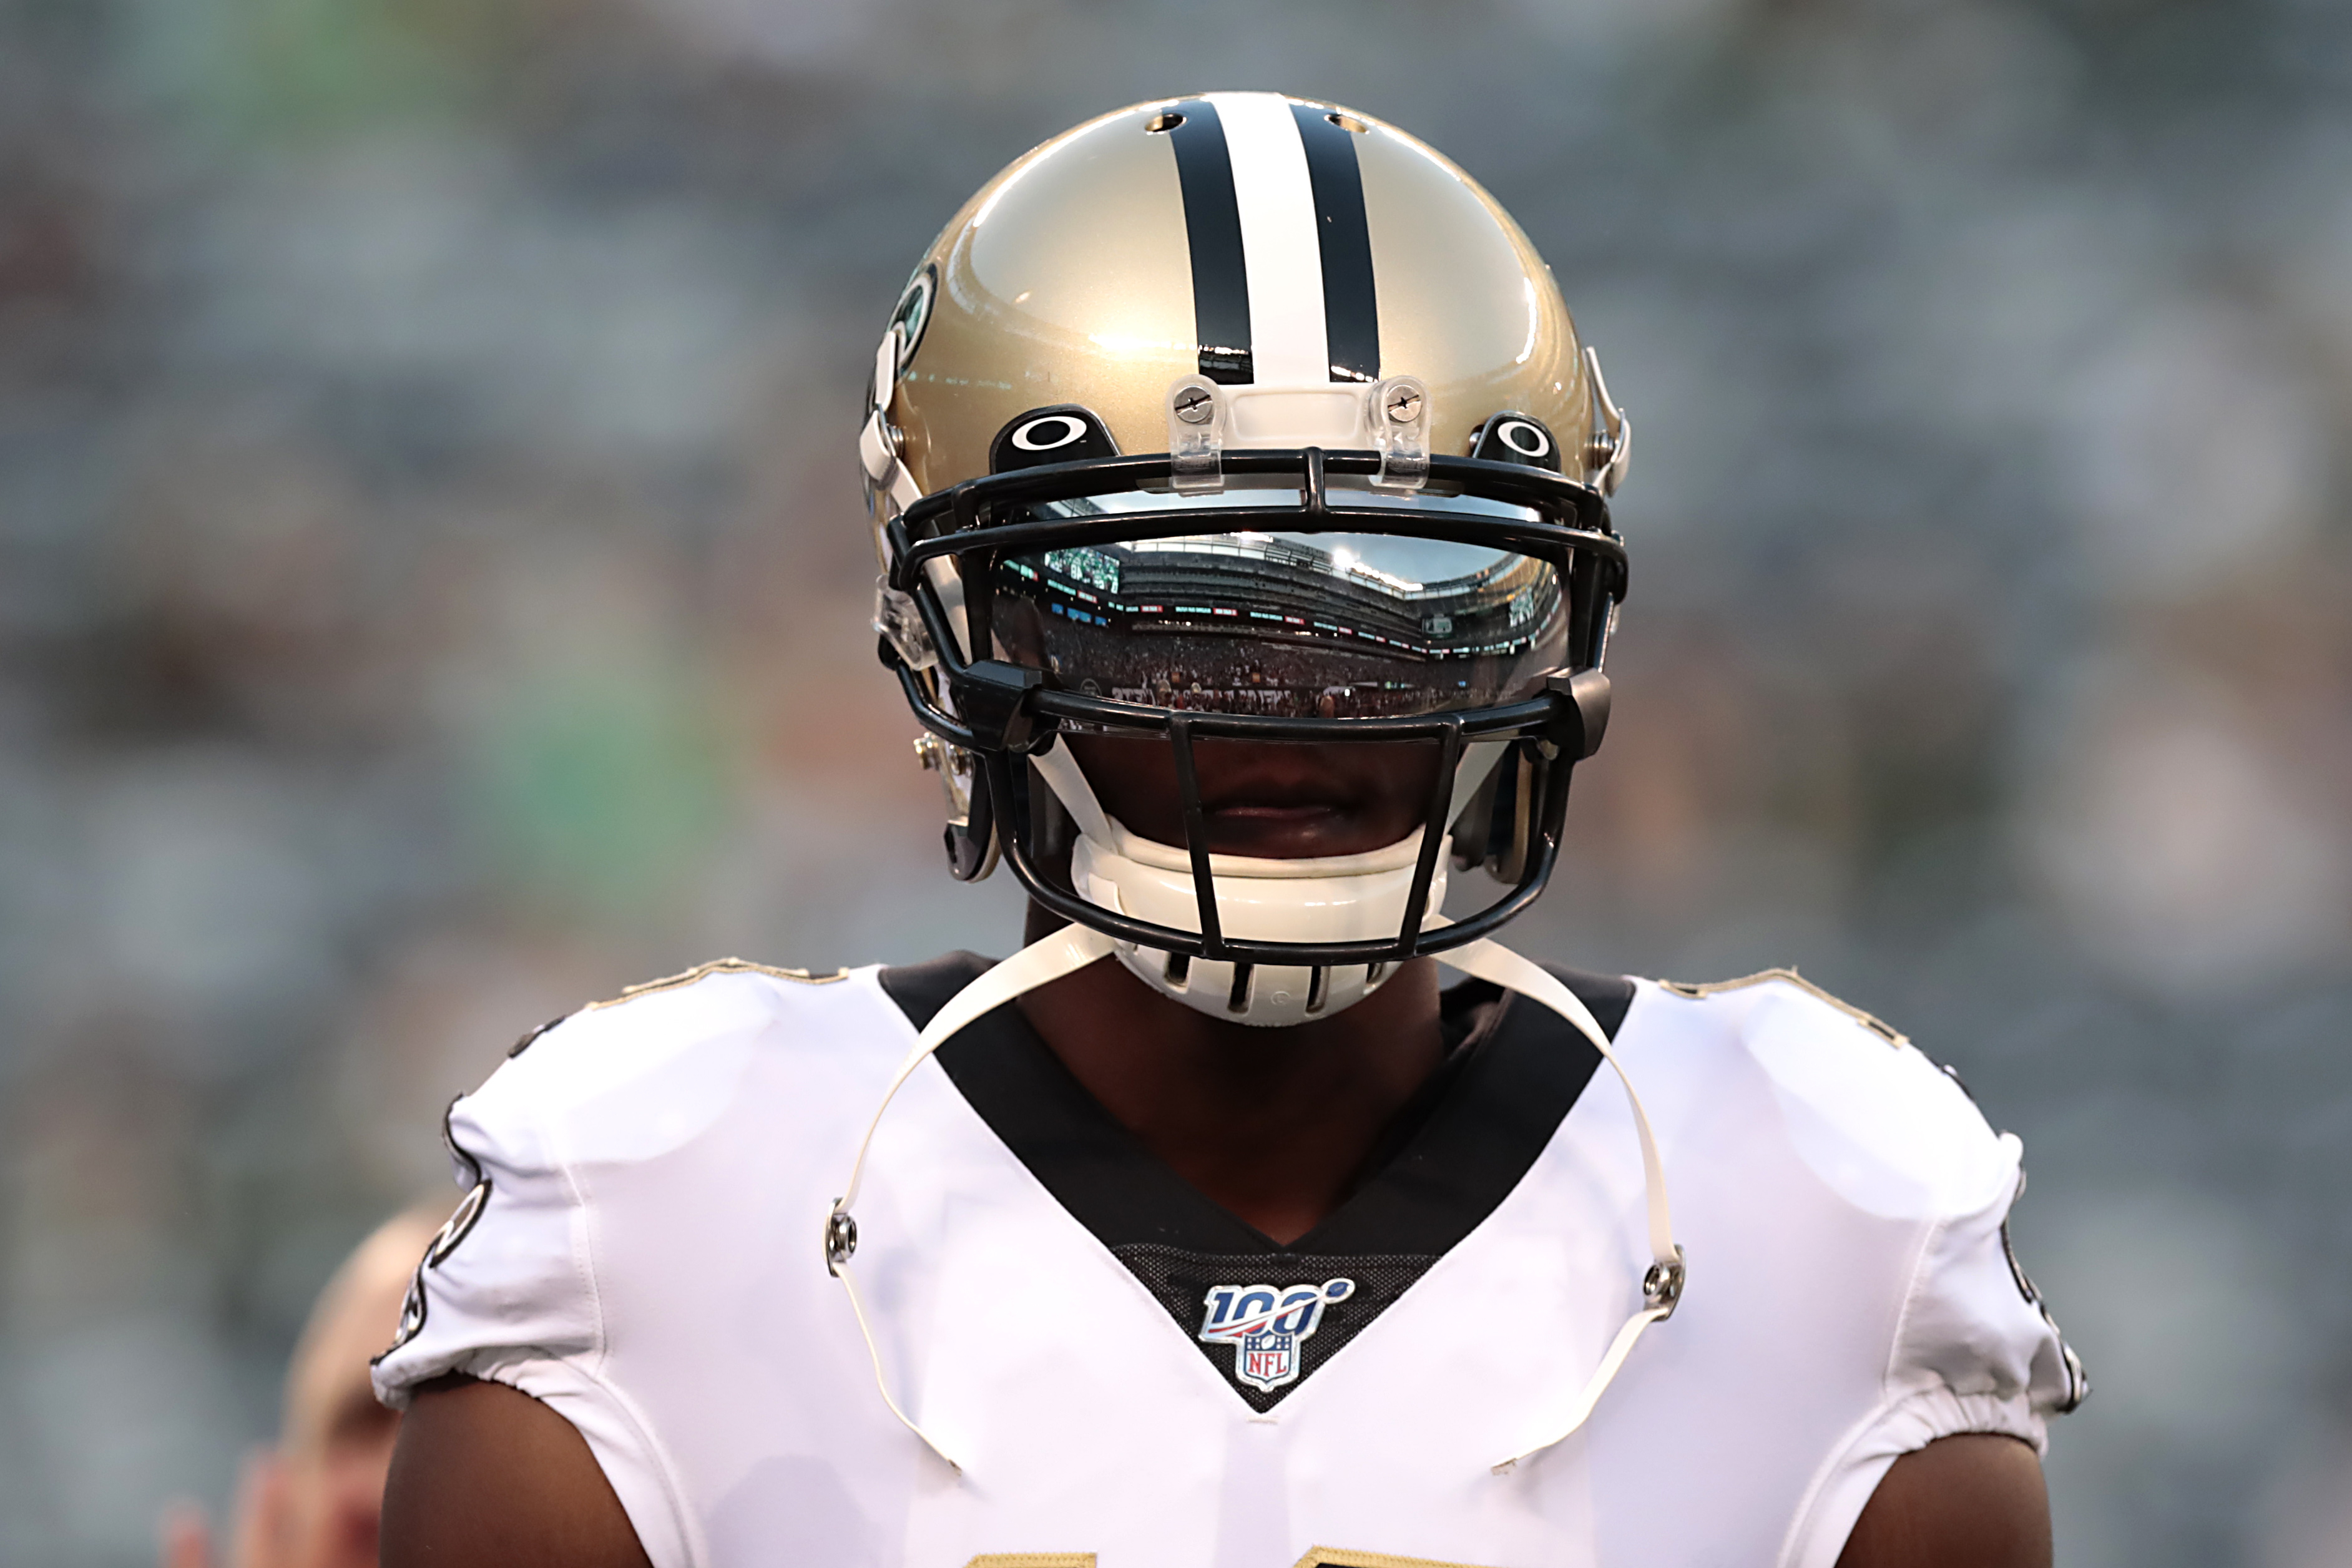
[1197,1278,1355,1393]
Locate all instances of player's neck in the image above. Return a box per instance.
[1015,906,1448,1247]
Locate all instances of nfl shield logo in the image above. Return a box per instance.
[1198,1278,1355,1393]
[1242,1330,1295,1388]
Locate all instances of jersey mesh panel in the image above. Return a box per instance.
[1114,1243,1440,1411]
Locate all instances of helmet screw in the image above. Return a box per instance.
[1173,385,1215,425]
[1385,386,1423,424]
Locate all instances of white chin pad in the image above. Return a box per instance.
[1071,832,1447,1028]
[1031,733,1487,1027]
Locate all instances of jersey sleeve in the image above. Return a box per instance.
[1886,1145,2087,1446]
[370,1046,697,1568]
[1783,1111,2085,1568]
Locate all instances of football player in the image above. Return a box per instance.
[375,95,2082,1568]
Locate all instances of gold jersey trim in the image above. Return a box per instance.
[584,957,849,1011]
[1654,968,1909,1047]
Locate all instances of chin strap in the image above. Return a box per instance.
[824,922,1118,1472]
[823,924,1682,1479]
[1438,938,1685,1474]
[859,326,924,520]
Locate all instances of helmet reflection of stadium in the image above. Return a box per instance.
[998,536,1569,718]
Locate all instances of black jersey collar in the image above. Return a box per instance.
[877,949,1630,1409]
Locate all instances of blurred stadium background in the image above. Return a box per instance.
[2,0,2349,1562]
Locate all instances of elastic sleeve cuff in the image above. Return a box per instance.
[1778,1384,2047,1568]
[448,1351,698,1568]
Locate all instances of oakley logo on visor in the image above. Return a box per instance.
[1469,412,1561,473]
[991,405,1120,472]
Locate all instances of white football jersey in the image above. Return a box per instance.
[372,952,2080,1568]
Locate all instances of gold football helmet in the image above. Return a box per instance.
[861,91,1632,1026]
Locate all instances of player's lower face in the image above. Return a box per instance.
[1064,735,1444,860]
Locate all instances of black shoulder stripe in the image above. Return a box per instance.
[1291,104,1379,385]
[1167,99,1253,385]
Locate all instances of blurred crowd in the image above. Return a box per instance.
[1,1,2348,1564]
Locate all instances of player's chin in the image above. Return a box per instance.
[1200,804,1415,860]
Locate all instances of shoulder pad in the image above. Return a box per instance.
[586,957,848,1009]
[1654,968,2007,1217]
[509,957,848,1057]
[1655,968,1908,1048]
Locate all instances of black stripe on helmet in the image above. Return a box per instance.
[1165,100,1253,385]
[1291,104,1379,385]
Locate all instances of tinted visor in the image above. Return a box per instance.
[993,489,1569,719]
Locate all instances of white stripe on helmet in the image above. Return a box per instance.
[1205,92,1330,388]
